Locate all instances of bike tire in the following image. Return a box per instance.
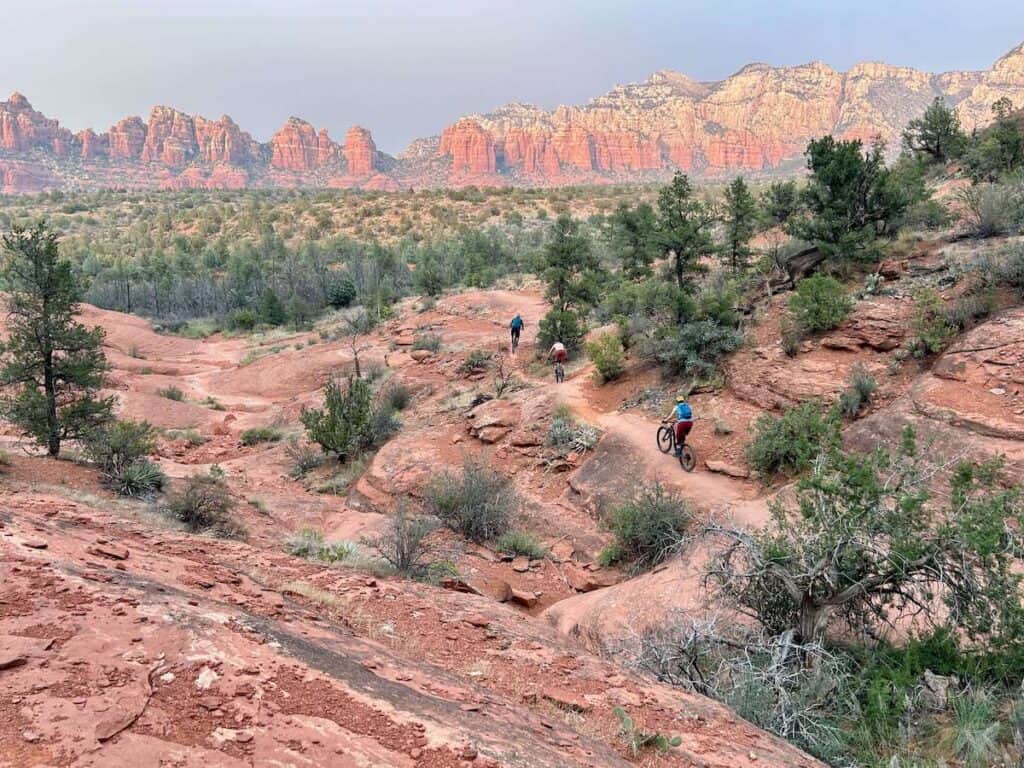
[656,425,673,454]
[679,445,696,472]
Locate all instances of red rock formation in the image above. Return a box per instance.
[342,126,377,176]
[0,92,77,156]
[193,115,260,165]
[438,119,497,176]
[107,117,147,161]
[77,129,109,160]
[141,106,198,166]
[269,117,337,171]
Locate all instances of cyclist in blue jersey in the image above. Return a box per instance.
[510,313,524,350]
[664,394,694,457]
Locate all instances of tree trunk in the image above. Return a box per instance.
[43,349,59,456]
[797,597,827,645]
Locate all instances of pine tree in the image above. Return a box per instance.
[538,215,601,349]
[0,223,113,456]
[721,176,759,273]
[608,202,658,280]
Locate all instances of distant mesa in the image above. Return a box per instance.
[2,41,1024,194]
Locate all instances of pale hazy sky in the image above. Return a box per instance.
[2,0,1022,153]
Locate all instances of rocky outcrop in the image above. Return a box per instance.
[342,125,378,176]
[107,116,147,160]
[270,117,335,171]
[194,114,261,165]
[141,106,198,165]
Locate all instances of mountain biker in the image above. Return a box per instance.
[663,394,694,457]
[510,313,524,348]
[547,340,567,364]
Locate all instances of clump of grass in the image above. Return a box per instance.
[411,333,442,352]
[0,449,12,467]
[315,456,367,494]
[157,385,186,401]
[381,382,411,412]
[240,425,284,446]
[458,349,492,375]
[248,497,271,516]
[286,528,357,563]
[547,412,600,456]
[166,428,205,446]
[495,531,547,560]
[838,363,878,419]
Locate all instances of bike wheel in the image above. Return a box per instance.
[679,445,696,472]
[656,425,673,454]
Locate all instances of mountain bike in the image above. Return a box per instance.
[656,422,696,471]
[554,361,565,383]
[511,330,520,354]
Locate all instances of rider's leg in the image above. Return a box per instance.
[674,421,693,454]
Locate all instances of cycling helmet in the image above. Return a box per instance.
[676,394,686,403]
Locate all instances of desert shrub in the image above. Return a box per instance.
[0,449,10,468]
[368,404,402,445]
[586,331,625,382]
[597,542,627,568]
[957,183,1024,238]
[951,688,1002,768]
[613,707,682,757]
[285,528,356,563]
[380,382,411,412]
[85,419,165,497]
[902,197,951,230]
[458,349,492,375]
[547,414,599,455]
[909,287,956,357]
[227,308,257,331]
[838,363,878,418]
[606,483,690,571]
[285,440,325,477]
[641,319,744,379]
[779,313,802,357]
[495,531,547,560]
[788,275,852,333]
[240,425,284,445]
[745,401,838,478]
[411,333,442,352]
[424,458,517,543]
[301,376,373,462]
[112,459,166,498]
[362,505,438,576]
[162,473,244,538]
[988,242,1024,290]
[157,385,186,401]
[946,289,997,330]
[315,456,366,495]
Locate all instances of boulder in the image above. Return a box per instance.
[467,398,520,444]
[563,564,619,593]
[704,460,750,479]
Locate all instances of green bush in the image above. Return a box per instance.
[240,425,284,446]
[495,531,547,560]
[788,275,852,332]
[745,402,838,478]
[641,319,743,379]
[84,419,165,497]
[228,308,257,331]
[838,363,877,418]
[606,483,690,571]
[946,289,997,330]
[424,458,518,543]
[162,473,244,538]
[301,376,374,462]
[909,287,956,357]
[957,182,1024,238]
[381,383,411,412]
[157,385,186,401]
[326,275,357,309]
[586,332,625,382]
[537,308,584,350]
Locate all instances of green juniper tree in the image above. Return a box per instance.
[538,214,601,349]
[608,202,658,280]
[655,172,715,320]
[0,223,113,456]
[721,176,759,273]
[902,96,967,163]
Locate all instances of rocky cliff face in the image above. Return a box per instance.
[1,41,1023,193]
